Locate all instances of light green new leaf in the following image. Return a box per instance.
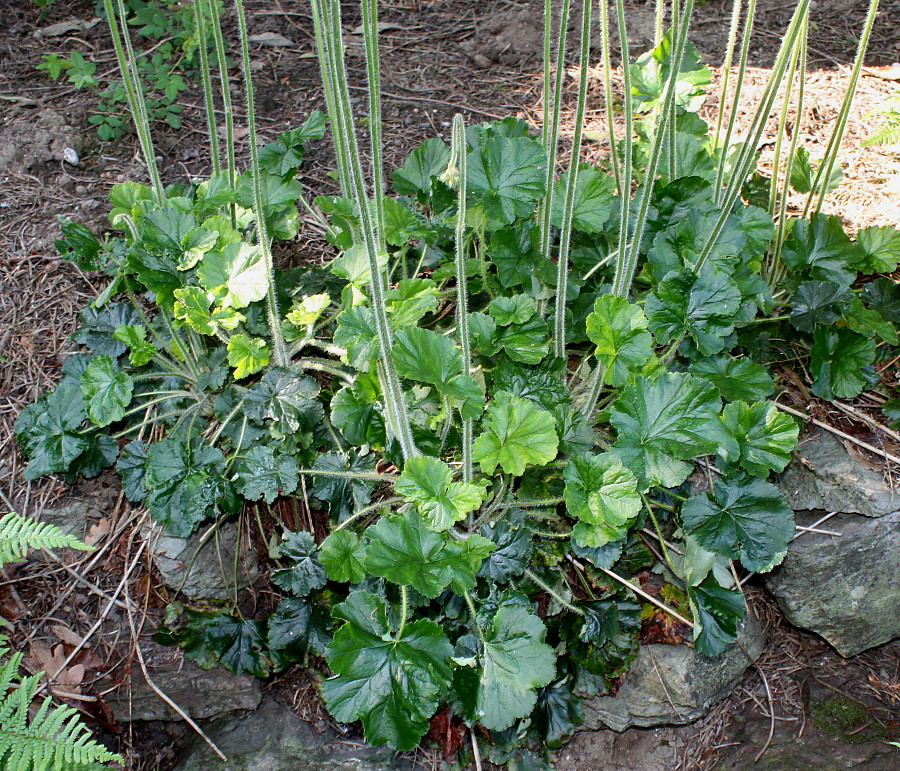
[609,373,724,489]
[681,473,794,573]
[113,324,157,367]
[319,530,368,584]
[456,606,556,731]
[178,226,219,270]
[585,295,655,386]
[810,327,877,400]
[646,266,742,356]
[472,392,559,476]
[271,530,327,598]
[466,136,545,225]
[227,334,269,380]
[691,357,774,403]
[235,445,299,504]
[197,242,268,308]
[322,591,453,750]
[364,511,493,598]
[286,293,330,328]
[80,355,133,427]
[489,295,536,326]
[395,457,486,531]
[564,453,642,548]
[385,279,439,329]
[173,286,245,336]
[721,401,798,477]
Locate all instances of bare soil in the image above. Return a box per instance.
[1,1,899,769]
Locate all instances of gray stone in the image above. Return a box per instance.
[581,612,766,731]
[106,649,261,722]
[37,502,91,540]
[764,510,900,657]
[174,696,402,771]
[147,519,259,600]
[0,109,86,174]
[557,726,684,771]
[778,431,898,518]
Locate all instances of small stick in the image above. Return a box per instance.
[831,399,900,444]
[774,402,900,466]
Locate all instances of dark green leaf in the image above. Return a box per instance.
[646,266,742,356]
[810,327,877,400]
[330,384,386,447]
[489,294,535,326]
[533,680,581,748]
[173,609,271,677]
[691,357,774,402]
[721,401,799,477]
[235,445,299,503]
[309,452,377,523]
[244,367,323,436]
[789,147,842,194]
[861,277,900,320]
[551,165,614,233]
[844,296,898,344]
[561,599,640,683]
[322,591,453,750]
[19,381,90,481]
[789,281,852,333]
[467,136,545,226]
[334,306,380,370]
[117,440,149,502]
[780,214,863,286]
[477,516,533,581]
[55,220,103,271]
[682,473,794,572]
[73,302,141,357]
[687,578,745,657]
[271,530,327,597]
[267,596,331,661]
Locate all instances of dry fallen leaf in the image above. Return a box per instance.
[51,624,84,647]
[84,517,111,547]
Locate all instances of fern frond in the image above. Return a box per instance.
[862,121,900,147]
[0,640,123,770]
[0,512,92,565]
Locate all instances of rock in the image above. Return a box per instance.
[147,519,260,600]
[581,612,765,731]
[37,501,91,540]
[0,109,86,174]
[556,726,683,771]
[106,647,261,722]
[174,696,403,771]
[778,431,898,518]
[764,510,900,656]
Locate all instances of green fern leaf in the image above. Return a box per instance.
[862,121,900,148]
[0,639,123,770]
[0,512,92,565]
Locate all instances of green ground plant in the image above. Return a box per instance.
[17,0,899,766]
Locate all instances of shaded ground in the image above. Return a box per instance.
[1,1,899,769]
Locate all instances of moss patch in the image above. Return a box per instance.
[810,696,885,744]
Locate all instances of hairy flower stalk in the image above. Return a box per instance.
[538,0,572,271]
[362,0,388,255]
[612,0,696,299]
[192,0,220,175]
[599,1,620,192]
[553,0,592,361]
[104,0,163,201]
[711,0,743,156]
[448,115,474,483]
[233,0,288,368]
[310,0,417,459]
[205,0,236,187]
[696,0,810,272]
[713,0,757,204]
[611,0,634,294]
[804,0,880,216]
